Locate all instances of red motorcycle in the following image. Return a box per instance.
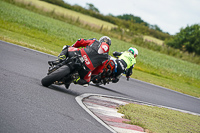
[91,58,116,85]
[41,55,116,89]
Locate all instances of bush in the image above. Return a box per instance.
[165,24,200,55]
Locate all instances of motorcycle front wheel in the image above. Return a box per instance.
[41,65,71,87]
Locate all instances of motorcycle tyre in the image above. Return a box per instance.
[41,65,71,87]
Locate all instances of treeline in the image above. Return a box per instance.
[165,24,200,55]
[116,14,163,32]
[40,0,171,40]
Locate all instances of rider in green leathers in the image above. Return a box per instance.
[112,47,138,83]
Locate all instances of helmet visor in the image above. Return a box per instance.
[128,50,134,55]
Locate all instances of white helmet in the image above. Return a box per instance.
[99,36,111,46]
[128,47,138,58]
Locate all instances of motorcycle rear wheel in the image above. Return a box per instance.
[41,65,71,87]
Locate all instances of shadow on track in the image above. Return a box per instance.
[90,84,129,96]
[40,82,128,97]
[43,84,81,97]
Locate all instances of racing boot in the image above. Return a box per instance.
[73,77,89,87]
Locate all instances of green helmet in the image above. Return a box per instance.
[128,47,138,58]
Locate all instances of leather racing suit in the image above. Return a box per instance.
[58,38,110,85]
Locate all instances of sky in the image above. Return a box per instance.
[63,0,200,35]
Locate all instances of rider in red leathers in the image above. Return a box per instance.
[48,36,111,87]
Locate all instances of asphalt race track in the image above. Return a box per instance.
[0,40,200,133]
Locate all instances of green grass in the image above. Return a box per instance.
[118,103,200,133]
[7,0,200,66]
[9,0,117,30]
[0,0,200,98]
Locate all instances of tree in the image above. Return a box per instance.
[149,24,162,32]
[86,3,99,13]
[165,24,200,55]
[116,14,148,26]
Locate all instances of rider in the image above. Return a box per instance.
[48,36,111,87]
[112,47,138,83]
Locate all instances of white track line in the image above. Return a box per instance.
[75,93,117,133]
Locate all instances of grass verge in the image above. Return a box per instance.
[118,103,200,133]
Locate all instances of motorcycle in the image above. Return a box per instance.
[41,53,85,89]
[91,57,116,85]
[41,54,116,89]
